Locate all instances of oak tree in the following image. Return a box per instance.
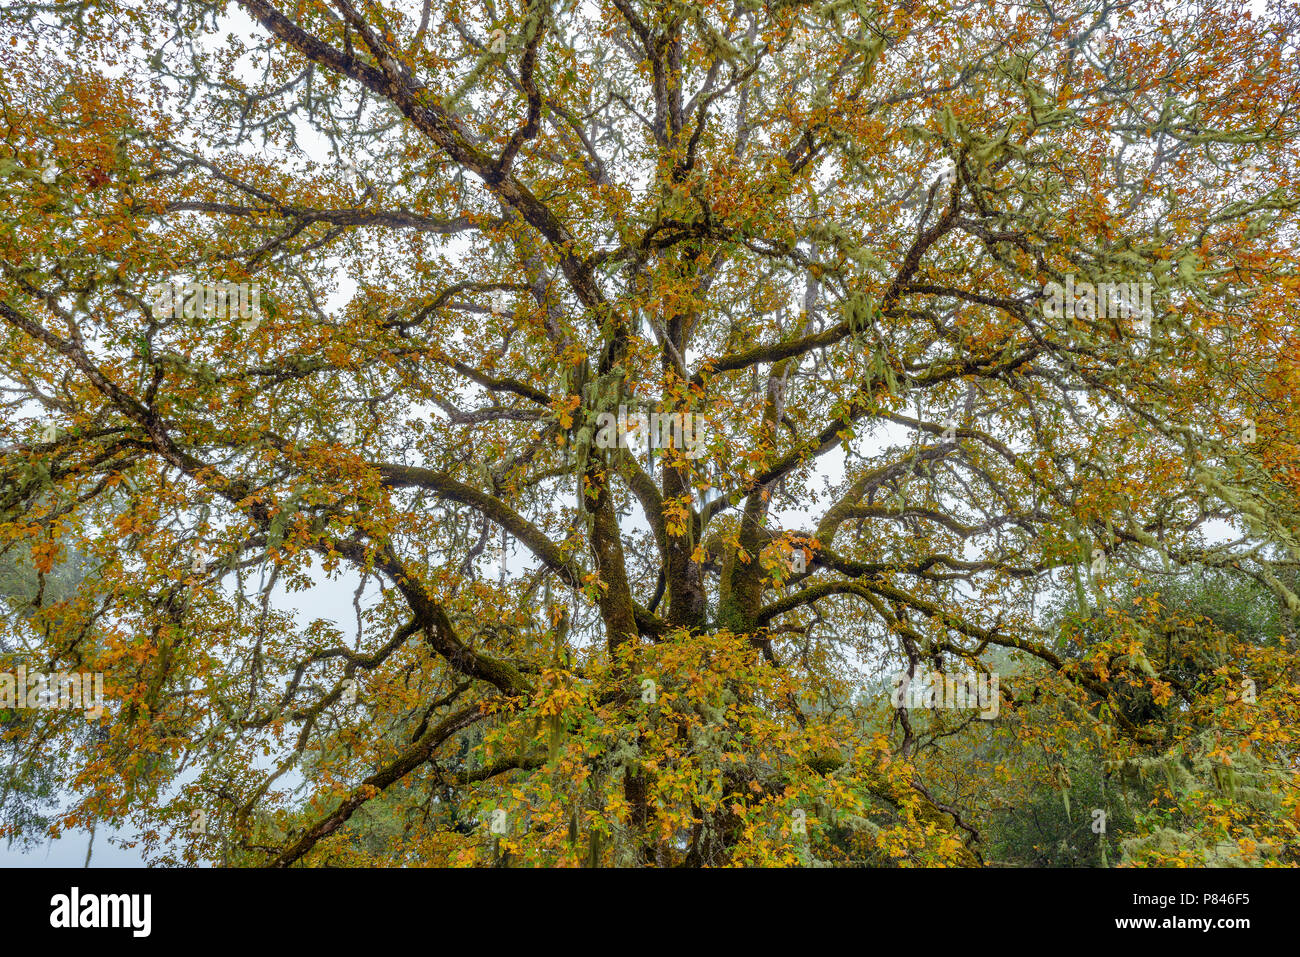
[2,0,1298,866]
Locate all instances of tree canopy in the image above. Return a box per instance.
[1,0,1298,867]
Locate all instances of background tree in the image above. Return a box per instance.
[1,0,1298,866]
[0,541,91,853]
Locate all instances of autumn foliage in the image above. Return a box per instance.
[1,0,1299,867]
